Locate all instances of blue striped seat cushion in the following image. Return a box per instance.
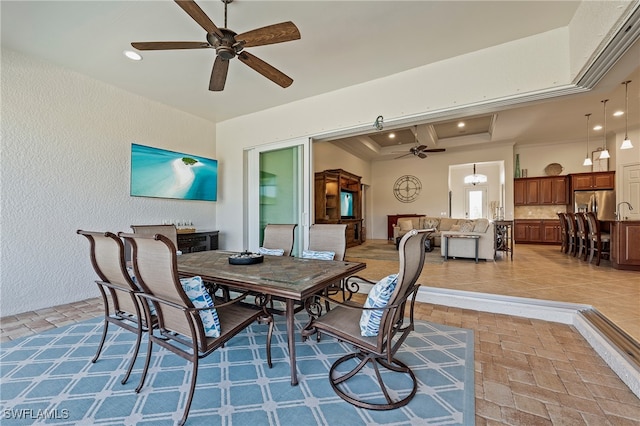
[359,274,398,337]
[180,276,221,338]
[258,247,285,256]
[301,250,335,260]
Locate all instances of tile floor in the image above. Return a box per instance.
[1,243,639,424]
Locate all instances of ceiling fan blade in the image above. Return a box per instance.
[131,41,210,50]
[236,22,301,48]
[423,148,446,153]
[238,51,293,88]
[416,145,427,151]
[394,153,412,159]
[418,153,428,159]
[209,56,229,91]
[175,0,223,38]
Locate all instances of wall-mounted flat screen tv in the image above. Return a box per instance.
[130,143,218,201]
[340,190,355,218]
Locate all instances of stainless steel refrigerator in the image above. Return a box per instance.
[573,190,616,221]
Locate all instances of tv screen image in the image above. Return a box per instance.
[340,191,354,218]
[130,143,218,201]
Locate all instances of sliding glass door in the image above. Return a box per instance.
[246,138,310,255]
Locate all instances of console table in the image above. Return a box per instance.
[387,214,423,240]
[494,220,513,260]
[177,230,219,253]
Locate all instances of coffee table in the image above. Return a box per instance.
[396,235,434,251]
[443,234,481,263]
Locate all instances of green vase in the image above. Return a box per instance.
[515,154,521,178]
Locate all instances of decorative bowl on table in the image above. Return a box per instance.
[228,251,264,265]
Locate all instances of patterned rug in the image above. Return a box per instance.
[1,312,474,425]
[346,240,444,264]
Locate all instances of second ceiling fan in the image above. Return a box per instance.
[394,126,446,159]
[131,0,301,91]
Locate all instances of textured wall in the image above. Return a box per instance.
[1,49,217,316]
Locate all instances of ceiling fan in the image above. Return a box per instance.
[394,126,446,159]
[131,0,301,91]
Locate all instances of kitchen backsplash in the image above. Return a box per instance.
[514,205,567,220]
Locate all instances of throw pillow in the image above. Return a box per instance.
[301,250,335,260]
[258,247,285,256]
[359,274,399,337]
[450,224,461,231]
[473,218,490,233]
[180,275,221,338]
[439,218,457,231]
[398,219,414,231]
[423,218,440,230]
[460,221,475,233]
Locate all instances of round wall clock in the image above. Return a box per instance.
[393,175,422,203]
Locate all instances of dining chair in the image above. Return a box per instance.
[77,230,156,386]
[307,224,348,261]
[585,212,611,266]
[557,212,568,253]
[301,229,430,410]
[131,224,178,246]
[119,232,274,426]
[305,224,350,306]
[574,212,589,260]
[564,213,577,256]
[260,223,297,256]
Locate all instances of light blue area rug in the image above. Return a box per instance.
[1,313,474,425]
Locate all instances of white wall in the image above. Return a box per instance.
[0,49,217,316]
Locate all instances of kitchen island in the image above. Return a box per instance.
[610,221,640,271]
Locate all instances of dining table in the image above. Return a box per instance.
[176,250,366,385]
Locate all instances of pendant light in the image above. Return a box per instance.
[621,80,633,149]
[599,99,610,159]
[464,164,487,185]
[583,113,593,166]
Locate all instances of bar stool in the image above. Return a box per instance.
[564,213,577,256]
[585,212,610,266]
[557,212,568,253]
[574,212,588,260]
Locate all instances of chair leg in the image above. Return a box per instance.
[588,240,595,263]
[179,357,199,426]
[121,322,144,385]
[92,320,109,364]
[135,339,153,393]
[596,241,602,266]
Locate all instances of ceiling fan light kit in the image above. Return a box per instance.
[131,0,300,91]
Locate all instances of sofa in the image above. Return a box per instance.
[393,216,495,261]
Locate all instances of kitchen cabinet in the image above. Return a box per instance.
[570,171,615,190]
[514,176,568,206]
[540,177,568,205]
[514,220,561,244]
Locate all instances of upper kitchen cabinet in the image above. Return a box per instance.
[540,176,568,205]
[514,176,568,206]
[571,171,615,190]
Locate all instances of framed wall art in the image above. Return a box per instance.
[130,143,218,201]
[591,149,609,172]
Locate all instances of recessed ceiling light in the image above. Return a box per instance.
[613,110,624,117]
[457,122,465,128]
[123,50,142,61]
[593,125,603,131]
[389,133,395,138]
